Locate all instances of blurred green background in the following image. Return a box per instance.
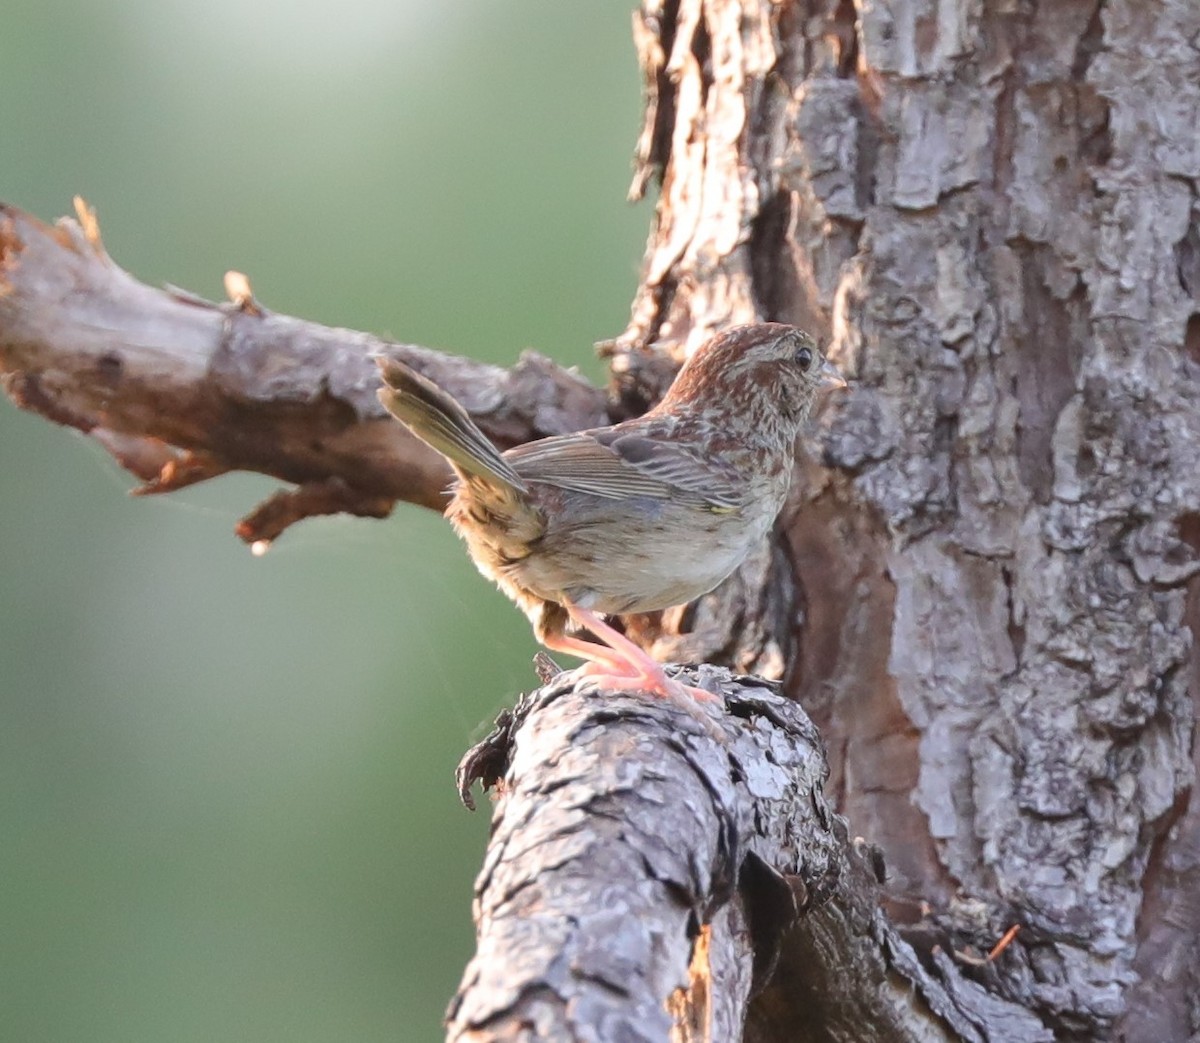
[0,3,646,1040]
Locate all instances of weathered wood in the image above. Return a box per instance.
[620,0,1200,1037]
[452,669,1049,1043]
[0,202,608,543]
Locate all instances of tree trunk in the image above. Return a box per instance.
[614,0,1200,1038]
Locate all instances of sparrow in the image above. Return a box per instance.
[377,323,844,703]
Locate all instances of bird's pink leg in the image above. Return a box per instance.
[539,601,719,704]
[538,629,633,676]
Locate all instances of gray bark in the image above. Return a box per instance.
[0,203,607,542]
[614,0,1200,1038]
[449,669,1050,1043]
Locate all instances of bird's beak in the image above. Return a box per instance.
[818,357,847,391]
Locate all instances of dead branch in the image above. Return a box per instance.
[451,668,1052,1043]
[0,200,608,545]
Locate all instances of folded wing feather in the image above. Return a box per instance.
[507,429,744,510]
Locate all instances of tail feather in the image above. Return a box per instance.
[376,358,526,491]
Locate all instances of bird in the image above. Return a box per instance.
[376,323,845,704]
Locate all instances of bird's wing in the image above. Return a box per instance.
[506,428,744,510]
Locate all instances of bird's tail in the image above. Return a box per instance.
[376,357,526,492]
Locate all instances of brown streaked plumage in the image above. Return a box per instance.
[377,323,845,702]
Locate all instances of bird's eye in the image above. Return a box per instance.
[794,346,813,371]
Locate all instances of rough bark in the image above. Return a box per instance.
[0,202,608,543]
[3,0,1200,1039]
[614,0,1200,1039]
[450,668,1049,1043]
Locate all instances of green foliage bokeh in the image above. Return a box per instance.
[0,3,646,1040]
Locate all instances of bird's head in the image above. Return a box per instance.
[657,323,845,435]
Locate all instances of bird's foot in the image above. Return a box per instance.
[572,659,721,705]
